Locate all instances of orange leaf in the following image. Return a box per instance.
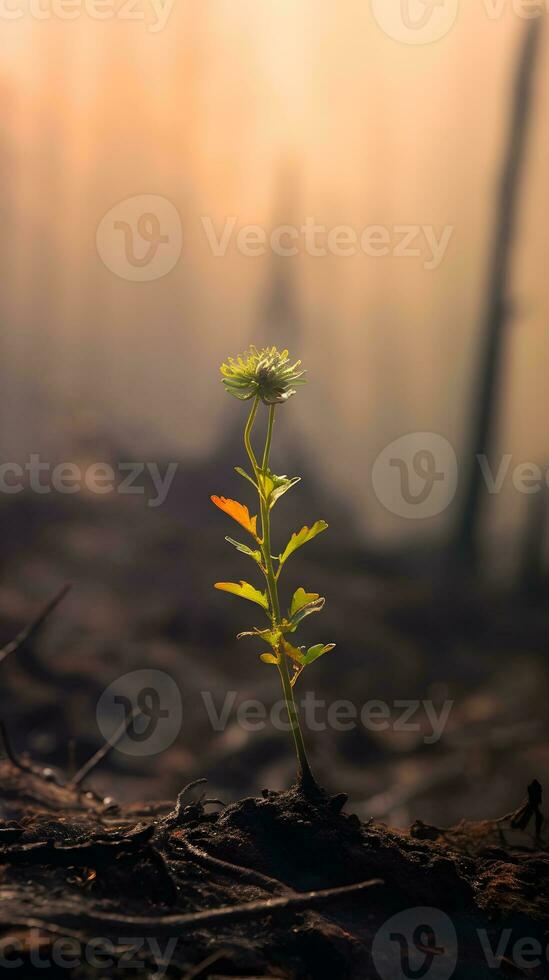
[211,495,258,538]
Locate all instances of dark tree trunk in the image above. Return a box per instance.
[454,19,543,569]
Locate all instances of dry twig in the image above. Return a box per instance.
[0,584,71,668]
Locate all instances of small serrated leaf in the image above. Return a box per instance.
[278,521,328,568]
[214,581,269,610]
[211,496,258,539]
[269,475,301,507]
[301,643,336,666]
[290,588,320,618]
[257,469,301,508]
[286,596,326,632]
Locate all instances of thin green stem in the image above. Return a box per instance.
[260,494,279,623]
[261,405,276,472]
[256,406,318,795]
[244,397,260,479]
[276,653,315,791]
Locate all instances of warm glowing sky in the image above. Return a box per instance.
[1,2,548,552]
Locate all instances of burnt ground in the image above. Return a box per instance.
[0,759,548,979]
[1,484,548,828]
[1,474,549,977]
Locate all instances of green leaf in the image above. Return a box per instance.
[234,466,258,490]
[271,477,301,509]
[290,588,320,618]
[301,643,336,666]
[258,472,275,500]
[278,521,328,568]
[285,596,325,632]
[225,537,262,563]
[214,581,269,611]
[237,626,282,647]
[271,478,301,507]
[281,638,306,664]
[260,652,278,665]
[258,469,301,508]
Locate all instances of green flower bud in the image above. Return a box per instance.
[220,345,306,405]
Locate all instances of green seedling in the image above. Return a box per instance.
[211,346,336,795]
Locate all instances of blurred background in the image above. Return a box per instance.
[0,1,548,827]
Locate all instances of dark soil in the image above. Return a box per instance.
[1,760,547,979]
[1,501,548,977]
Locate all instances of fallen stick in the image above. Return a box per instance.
[0,584,71,668]
[2,878,383,936]
[172,837,297,895]
[68,705,140,790]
